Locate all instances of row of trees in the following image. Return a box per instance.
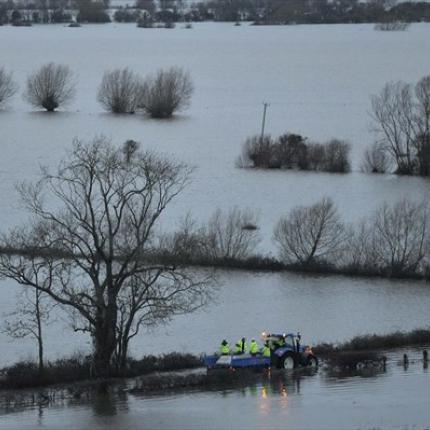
[0,63,193,118]
[193,0,430,24]
[0,0,110,25]
[162,198,430,279]
[4,0,430,26]
[239,133,351,173]
[275,198,430,279]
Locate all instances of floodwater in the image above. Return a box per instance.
[0,348,429,430]
[0,23,430,250]
[1,270,430,367]
[1,22,430,428]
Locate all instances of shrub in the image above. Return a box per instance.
[240,133,351,173]
[374,21,410,31]
[161,208,260,261]
[140,67,193,118]
[0,67,18,107]
[24,63,76,112]
[97,68,143,114]
[198,208,260,260]
[361,142,390,173]
[239,135,276,168]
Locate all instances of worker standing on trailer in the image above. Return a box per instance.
[249,339,259,356]
[262,341,271,358]
[234,337,248,355]
[220,339,230,355]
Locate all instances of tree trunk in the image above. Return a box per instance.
[35,291,44,374]
[119,337,129,372]
[93,303,118,377]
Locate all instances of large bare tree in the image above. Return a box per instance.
[0,137,213,376]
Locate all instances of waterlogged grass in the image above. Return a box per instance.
[1,329,429,390]
[314,328,430,355]
[0,352,202,390]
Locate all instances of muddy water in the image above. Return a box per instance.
[0,348,429,430]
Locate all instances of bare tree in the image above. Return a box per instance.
[97,68,143,114]
[273,197,347,265]
[0,137,214,376]
[0,67,18,108]
[414,76,430,176]
[360,142,390,173]
[370,81,416,174]
[140,67,193,118]
[2,287,53,374]
[370,200,428,275]
[24,63,76,112]
[323,139,351,173]
[198,208,260,260]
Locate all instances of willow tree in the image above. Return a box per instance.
[0,137,213,376]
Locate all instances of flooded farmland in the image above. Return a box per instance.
[1,21,430,429]
[1,348,429,430]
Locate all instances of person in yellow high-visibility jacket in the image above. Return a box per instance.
[234,337,248,355]
[249,339,259,356]
[262,342,271,358]
[219,339,230,355]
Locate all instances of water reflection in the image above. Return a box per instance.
[1,353,430,430]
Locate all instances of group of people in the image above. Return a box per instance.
[219,337,271,358]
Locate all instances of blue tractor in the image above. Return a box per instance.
[203,332,318,370]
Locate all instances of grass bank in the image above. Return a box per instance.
[2,246,429,282]
[1,328,430,391]
[0,353,201,390]
[154,252,430,282]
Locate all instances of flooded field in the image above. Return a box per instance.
[1,270,430,367]
[1,21,430,428]
[1,348,429,430]
[0,23,430,250]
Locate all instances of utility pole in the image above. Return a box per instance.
[261,102,269,140]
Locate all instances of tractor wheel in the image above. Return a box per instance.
[306,354,318,368]
[278,352,297,370]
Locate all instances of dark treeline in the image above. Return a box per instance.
[2,0,430,25]
[0,0,110,25]
[158,199,430,281]
[202,0,430,24]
